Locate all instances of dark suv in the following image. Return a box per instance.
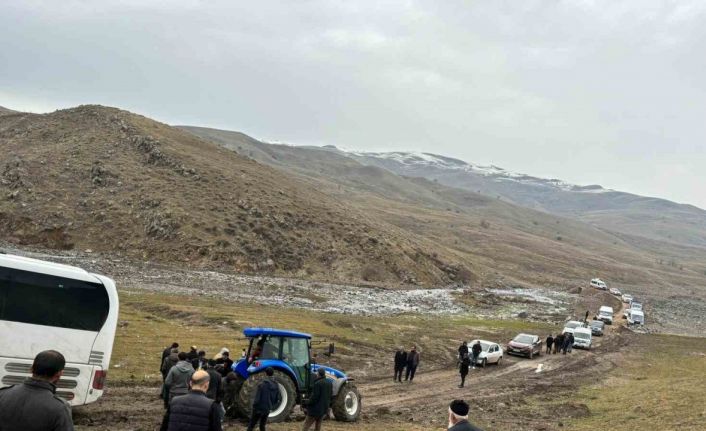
[506,333,542,358]
[590,320,605,336]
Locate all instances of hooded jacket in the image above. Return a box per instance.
[165,361,195,396]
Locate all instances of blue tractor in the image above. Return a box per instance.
[227,328,362,423]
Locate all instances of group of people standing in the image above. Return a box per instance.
[545,333,574,355]
[457,341,482,388]
[393,346,421,382]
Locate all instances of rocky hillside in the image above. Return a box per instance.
[0,105,469,285]
[181,126,706,294]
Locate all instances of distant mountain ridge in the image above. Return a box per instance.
[339,149,706,249]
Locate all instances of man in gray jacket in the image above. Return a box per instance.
[165,351,195,405]
[0,350,74,431]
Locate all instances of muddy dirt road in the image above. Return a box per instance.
[75,302,630,431]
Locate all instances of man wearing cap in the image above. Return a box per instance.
[448,399,484,431]
[302,368,333,431]
[160,369,222,431]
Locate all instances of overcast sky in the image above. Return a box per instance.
[2,0,705,208]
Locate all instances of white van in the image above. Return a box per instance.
[590,278,607,290]
[572,327,592,349]
[596,306,614,325]
[0,254,119,406]
[627,309,644,325]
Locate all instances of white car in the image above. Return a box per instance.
[468,339,503,367]
[572,328,593,349]
[590,278,607,290]
[562,320,585,335]
[627,309,645,325]
[596,306,614,325]
[621,294,633,303]
[609,287,621,296]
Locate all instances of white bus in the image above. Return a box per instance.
[0,253,119,406]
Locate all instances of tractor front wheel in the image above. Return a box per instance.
[332,383,361,422]
[235,370,297,423]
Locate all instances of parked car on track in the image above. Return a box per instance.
[572,327,592,349]
[506,334,542,359]
[609,287,621,296]
[562,320,586,335]
[621,293,633,303]
[596,306,614,325]
[468,339,503,367]
[590,278,607,290]
[589,320,605,336]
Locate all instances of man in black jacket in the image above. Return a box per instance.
[470,341,482,369]
[546,335,554,355]
[447,399,484,431]
[0,350,74,431]
[302,368,333,431]
[405,346,420,382]
[161,370,222,431]
[162,343,179,373]
[393,347,407,382]
[247,367,281,431]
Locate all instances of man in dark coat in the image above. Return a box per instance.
[393,347,407,382]
[165,352,195,406]
[470,341,482,369]
[0,350,74,431]
[302,368,333,431]
[221,372,240,418]
[458,341,469,360]
[566,333,575,353]
[216,352,234,377]
[162,342,179,373]
[458,353,470,388]
[187,346,199,367]
[247,367,281,431]
[546,335,554,355]
[448,399,484,431]
[205,360,223,402]
[553,334,564,354]
[405,346,420,382]
[161,370,222,431]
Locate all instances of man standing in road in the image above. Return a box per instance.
[393,347,407,383]
[553,333,564,354]
[546,334,554,355]
[247,367,281,431]
[302,368,333,431]
[447,399,484,430]
[458,341,469,361]
[470,341,482,369]
[161,369,222,431]
[0,350,74,431]
[405,346,420,382]
[458,353,470,388]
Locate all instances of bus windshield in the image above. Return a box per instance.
[0,266,109,331]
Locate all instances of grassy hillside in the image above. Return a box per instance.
[0,105,469,285]
[182,126,706,298]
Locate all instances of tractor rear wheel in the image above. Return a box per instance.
[332,383,361,422]
[235,370,297,423]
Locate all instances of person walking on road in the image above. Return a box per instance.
[160,369,223,431]
[162,342,179,370]
[165,352,196,406]
[0,350,74,431]
[546,335,554,355]
[470,341,482,369]
[567,333,575,353]
[405,346,420,382]
[161,348,180,406]
[447,399,484,431]
[458,353,470,388]
[246,367,281,431]
[393,347,407,383]
[561,333,571,354]
[302,368,333,431]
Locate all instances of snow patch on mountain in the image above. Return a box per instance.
[349,151,614,194]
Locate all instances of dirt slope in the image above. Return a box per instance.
[0,105,467,285]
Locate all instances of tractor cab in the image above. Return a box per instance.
[230,327,361,423]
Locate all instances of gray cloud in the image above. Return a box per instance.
[2,0,705,207]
